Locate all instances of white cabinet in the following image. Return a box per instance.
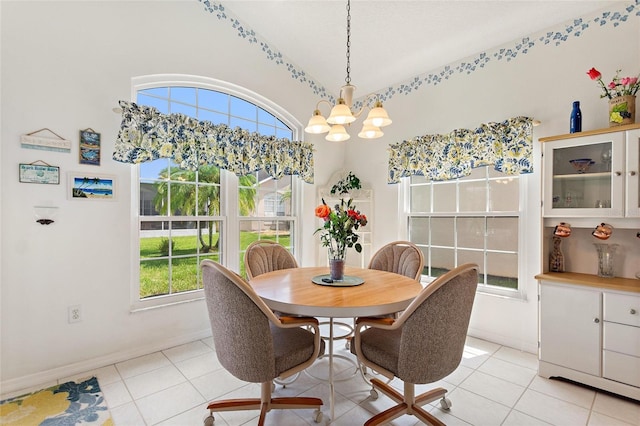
[537,277,640,401]
[539,282,601,376]
[540,124,640,218]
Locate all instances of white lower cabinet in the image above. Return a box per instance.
[539,280,640,401]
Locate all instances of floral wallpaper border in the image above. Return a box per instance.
[198,0,639,105]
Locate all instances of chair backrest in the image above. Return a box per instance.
[201,259,281,383]
[367,241,424,280]
[395,263,478,383]
[244,240,298,280]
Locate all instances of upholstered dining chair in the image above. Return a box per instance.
[201,260,325,425]
[350,263,479,426]
[244,240,298,280]
[367,240,424,281]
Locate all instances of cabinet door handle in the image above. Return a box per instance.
[614,171,622,176]
[630,171,637,177]
[594,318,600,323]
[631,309,637,315]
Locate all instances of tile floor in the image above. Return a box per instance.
[4,334,640,426]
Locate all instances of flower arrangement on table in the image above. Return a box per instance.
[314,198,367,261]
[587,68,639,125]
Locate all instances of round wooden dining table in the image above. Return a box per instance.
[249,266,423,422]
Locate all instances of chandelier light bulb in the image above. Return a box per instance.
[327,98,356,125]
[305,110,331,134]
[358,124,383,139]
[326,124,351,142]
[363,101,392,128]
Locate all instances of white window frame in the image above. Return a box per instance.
[129,74,302,311]
[398,170,533,300]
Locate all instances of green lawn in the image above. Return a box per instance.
[139,231,290,298]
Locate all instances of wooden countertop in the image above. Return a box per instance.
[535,272,640,293]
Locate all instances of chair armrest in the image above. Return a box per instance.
[355,316,395,326]
[279,316,319,326]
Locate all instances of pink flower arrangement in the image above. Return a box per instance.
[587,68,640,99]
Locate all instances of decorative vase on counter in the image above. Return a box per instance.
[594,243,619,278]
[549,236,565,272]
[609,95,636,126]
[329,258,345,281]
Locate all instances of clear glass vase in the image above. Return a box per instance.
[593,243,619,278]
[329,258,345,281]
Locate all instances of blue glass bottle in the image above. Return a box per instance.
[570,101,582,133]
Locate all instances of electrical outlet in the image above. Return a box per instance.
[68,305,81,323]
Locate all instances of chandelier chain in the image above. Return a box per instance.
[345,0,351,85]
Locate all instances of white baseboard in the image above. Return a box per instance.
[1,328,212,396]
[468,327,538,355]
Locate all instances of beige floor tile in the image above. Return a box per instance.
[124,364,187,400]
[116,352,172,379]
[162,340,214,364]
[515,389,591,425]
[527,375,596,409]
[592,392,640,426]
[136,381,205,425]
[459,370,526,407]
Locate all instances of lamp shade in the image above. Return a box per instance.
[305,110,331,134]
[325,124,350,142]
[327,99,356,125]
[358,124,383,139]
[363,101,392,128]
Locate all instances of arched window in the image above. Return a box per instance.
[131,75,301,309]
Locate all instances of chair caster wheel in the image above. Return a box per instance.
[369,388,379,400]
[313,409,323,423]
[440,397,452,410]
[203,414,215,425]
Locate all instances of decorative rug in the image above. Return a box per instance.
[0,377,113,425]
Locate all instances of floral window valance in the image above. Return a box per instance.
[387,116,533,183]
[112,100,315,183]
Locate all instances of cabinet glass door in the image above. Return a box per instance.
[543,132,624,217]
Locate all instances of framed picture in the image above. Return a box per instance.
[79,129,101,165]
[19,162,60,184]
[68,173,116,200]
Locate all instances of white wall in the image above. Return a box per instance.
[1,0,638,391]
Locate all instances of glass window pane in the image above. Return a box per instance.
[487,217,518,251]
[230,116,257,131]
[430,248,454,277]
[459,180,486,212]
[170,102,196,118]
[487,252,518,289]
[411,184,430,212]
[276,127,292,139]
[140,259,169,298]
[170,182,197,215]
[137,94,168,113]
[199,109,228,125]
[139,87,168,98]
[410,175,428,185]
[230,96,257,120]
[409,217,429,245]
[198,184,221,216]
[431,217,454,246]
[258,123,276,137]
[171,87,196,105]
[457,217,485,249]
[258,109,276,125]
[140,182,164,216]
[140,158,172,181]
[171,256,199,292]
[490,177,519,211]
[457,249,484,271]
[433,183,456,212]
[140,222,170,256]
[199,89,228,113]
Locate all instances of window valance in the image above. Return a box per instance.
[112,101,315,183]
[387,116,533,183]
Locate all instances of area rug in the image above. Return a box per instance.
[0,376,113,425]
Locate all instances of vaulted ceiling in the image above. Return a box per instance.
[220,0,622,97]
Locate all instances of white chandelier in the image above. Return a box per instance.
[304,0,392,141]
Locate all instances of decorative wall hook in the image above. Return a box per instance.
[34,206,58,225]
